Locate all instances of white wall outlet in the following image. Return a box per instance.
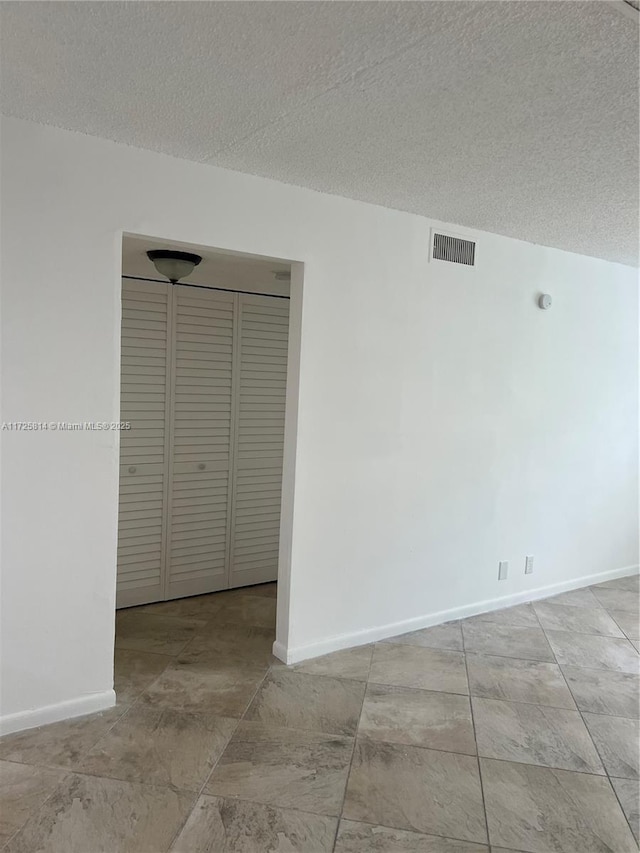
[498,560,509,580]
[525,555,534,575]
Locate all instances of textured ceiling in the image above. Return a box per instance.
[1,1,638,265]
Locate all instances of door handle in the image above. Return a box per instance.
[128,466,137,474]
[198,463,206,470]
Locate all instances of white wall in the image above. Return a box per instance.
[1,116,638,730]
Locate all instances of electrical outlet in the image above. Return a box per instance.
[498,560,509,580]
[525,555,534,575]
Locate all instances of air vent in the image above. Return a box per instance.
[432,232,476,266]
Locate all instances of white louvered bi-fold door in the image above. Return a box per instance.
[229,294,289,588]
[166,286,236,599]
[117,282,289,607]
[117,280,171,608]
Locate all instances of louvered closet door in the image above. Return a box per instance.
[166,286,235,599]
[117,280,171,608]
[229,294,289,588]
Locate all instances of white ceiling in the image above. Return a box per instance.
[1,1,638,265]
[122,235,291,297]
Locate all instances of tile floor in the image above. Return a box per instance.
[1,575,638,852]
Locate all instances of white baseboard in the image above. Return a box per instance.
[280,564,639,665]
[272,639,288,663]
[0,689,116,737]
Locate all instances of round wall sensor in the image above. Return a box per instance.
[538,294,552,310]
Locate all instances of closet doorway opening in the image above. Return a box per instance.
[114,234,298,672]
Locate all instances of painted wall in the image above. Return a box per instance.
[1,116,638,730]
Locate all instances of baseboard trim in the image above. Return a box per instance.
[281,564,639,665]
[272,640,288,663]
[0,689,116,736]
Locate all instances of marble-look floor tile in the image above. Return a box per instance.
[140,592,228,621]
[343,739,487,843]
[246,670,365,736]
[76,705,236,791]
[4,772,194,853]
[138,594,228,620]
[334,819,489,852]
[464,603,538,629]
[561,666,640,718]
[115,610,207,655]
[472,697,603,774]
[461,623,554,662]
[0,706,125,769]
[245,582,278,598]
[359,684,476,754]
[533,601,624,637]
[285,645,373,681]
[207,594,277,628]
[369,644,468,694]
[381,622,463,652]
[610,609,640,640]
[142,658,267,716]
[610,777,639,842]
[583,713,639,779]
[490,849,531,853]
[542,588,602,609]
[591,587,639,616]
[212,582,278,602]
[180,624,277,668]
[170,795,337,852]
[113,647,173,705]
[594,574,640,593]
[148,594,276,628]
[481,757,637,852]
[633,640,640,653]
[545,630,639,673]
[0,762,65,847]
[206,721,353,816]
[466,654,576,708]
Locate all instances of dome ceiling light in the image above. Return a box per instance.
[147,249,202,284]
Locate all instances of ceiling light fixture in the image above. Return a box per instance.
[147,249,202,284]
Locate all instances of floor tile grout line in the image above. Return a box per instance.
[607,609,640,642]
[539,625,638,644]
[368,651,580,707]
[114,646,178,660]
[163,642,469,846]
[271,667,370,685]
[168,641,359,846]
[550,630,639,843]
[163,636,273,851]
[0,592,280,850]
[327,809,502,850]
[0,764,73,851]
[5,581,636,850]
[571,707,638,841]
[374,637,616,670]
[26,737,628,785]
[535,603,639,688]
[171,791,344,823]
[462,625,492,848]
[5,760,355,853]
[116,591,278,851]
[329,671,371,852]
[105,631,184,735]
[533,624,629,641]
